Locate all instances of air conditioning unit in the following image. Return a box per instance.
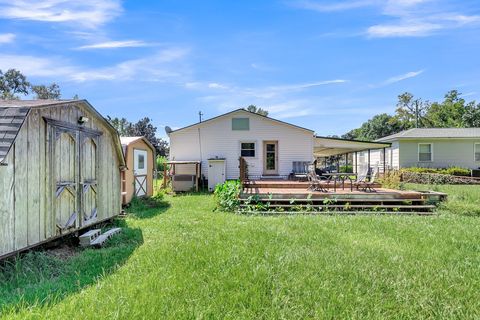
[172,174,195,192]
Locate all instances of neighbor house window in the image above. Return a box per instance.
[418,143,432,162]
[240,142,255,157]
[232,118,250,130]
[475,143,480,162]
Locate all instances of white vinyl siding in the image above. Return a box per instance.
[418,143,432,162]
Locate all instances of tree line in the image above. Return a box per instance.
[107,116,169,156]
[0,68,62,100]
[343,90,480,141]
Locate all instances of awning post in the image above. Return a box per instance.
[383,147,386,174]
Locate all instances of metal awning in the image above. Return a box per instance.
[314,136,391,157]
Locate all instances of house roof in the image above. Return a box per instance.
[168,108,314,134]
[314,136,391,157]
[376,128,480,142]
[0,99,126,167]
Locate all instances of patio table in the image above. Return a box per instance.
[323,173,358,192]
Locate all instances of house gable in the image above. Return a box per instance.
[169,109,314,135]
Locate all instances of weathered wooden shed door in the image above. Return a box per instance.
[81,134,99,226]
[52,127,79,234]
[48,119,102,235]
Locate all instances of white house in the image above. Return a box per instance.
[167,109,315,181]
[372,128,480,170]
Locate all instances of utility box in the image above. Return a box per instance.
[208,159,226,191]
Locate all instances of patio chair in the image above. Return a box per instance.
[292,161,310,180]
[307,165,329,192]
[352,165,369,190]
[356,165,378,192]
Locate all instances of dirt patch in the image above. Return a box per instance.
[45,244,78,260]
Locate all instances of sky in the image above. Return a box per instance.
[0,0,479,138]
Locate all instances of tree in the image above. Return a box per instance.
[424,90,465,128]
[462,101,480,127]
[246,105,268,116]
[31,83,61,100]
[0,69,30,99]
[394,92,428,129]
[344,90,480,141]
[343,114,402,141]
[107,116,169,156]
[107,116,135,136]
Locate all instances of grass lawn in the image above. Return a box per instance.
[1,186,480,319]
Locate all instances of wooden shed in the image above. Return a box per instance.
[0,99,125,260]
[120,136,155,204]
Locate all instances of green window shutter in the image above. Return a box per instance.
[232,118,250,130]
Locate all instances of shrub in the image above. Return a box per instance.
[214,180,241,212]
[401,171,480,185]
[339,165,353,173]
[403,166,471,176]
[379,170,403,189]
[156,156,168,172]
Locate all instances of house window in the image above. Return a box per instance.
[240,142,255,157]
[475,143,480,162]
[418,143,432,162]
[232,118,250,130]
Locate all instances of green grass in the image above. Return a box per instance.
[1,186,480,319]
[405,183,480,216]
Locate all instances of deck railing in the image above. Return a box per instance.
[239,157,248,183]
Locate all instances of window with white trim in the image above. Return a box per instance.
[475,143,480,162]
[240,142,255,157]
[418,143,432,162]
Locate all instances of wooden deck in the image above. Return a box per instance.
[240,180,446,215]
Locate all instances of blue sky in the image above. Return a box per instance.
[0,0,479,137]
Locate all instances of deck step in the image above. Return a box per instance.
[239,197,426,202]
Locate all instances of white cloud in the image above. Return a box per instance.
[208,82,229,89]
[293,0,377,12]
[295,0,480,37]
[72,48,190,82]
[0,47,190,82]
[75,40,151,50]
[189,79,347,119]
[367,22,441,37]
[0,32,14,43]
[0,0,123,28]
[382,69,424,85]
[0,54,77,77]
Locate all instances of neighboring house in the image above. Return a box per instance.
[0,100,125,260]
[370,128,480,170]
[120,136,156,204]
[167,109,315,180]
